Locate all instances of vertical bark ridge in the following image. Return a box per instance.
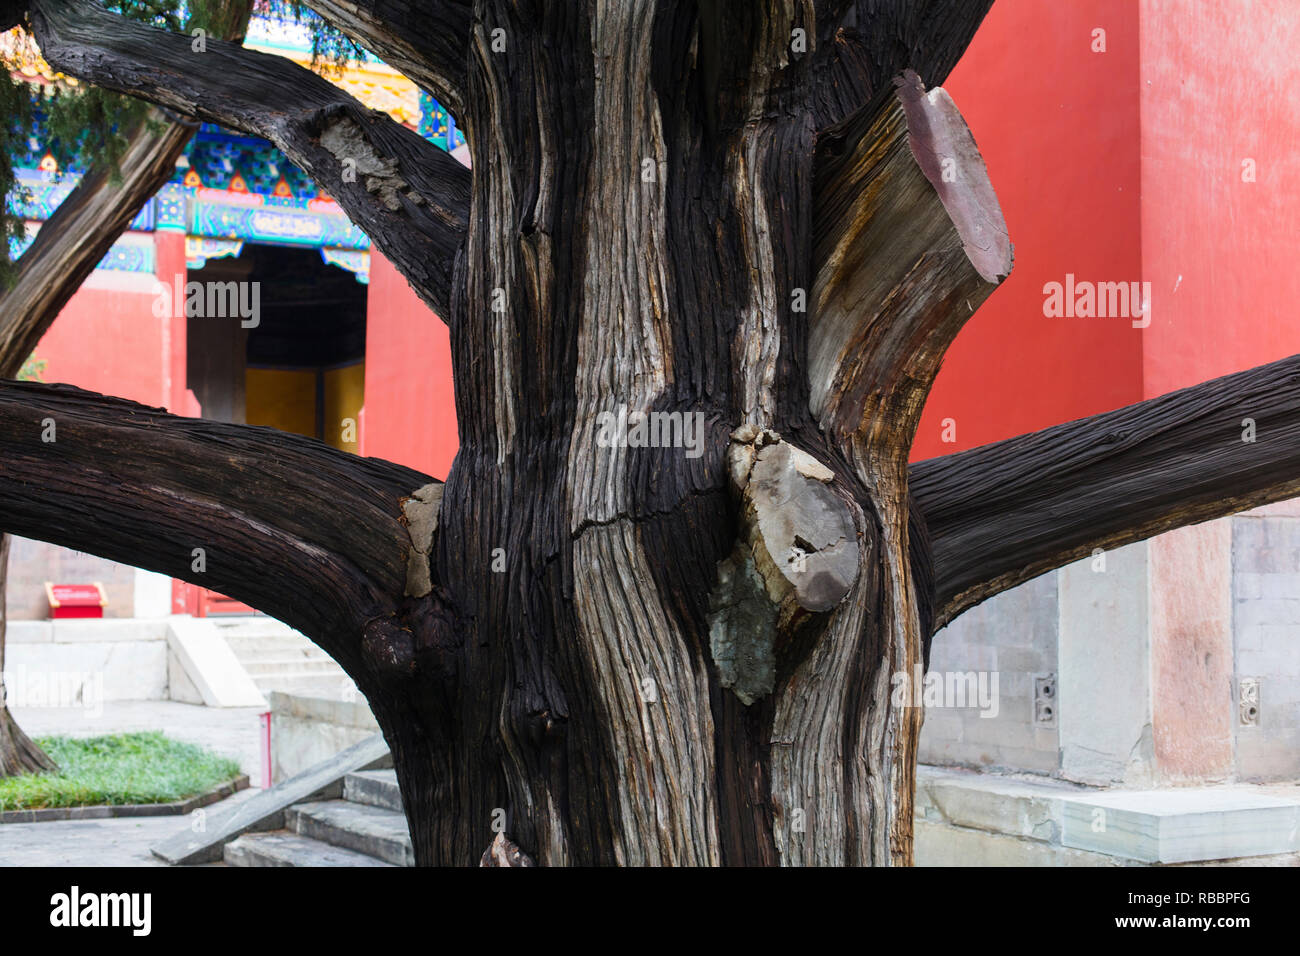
[857,464,924,866]
[566,0,673,528]
[572,525,720,865]
[465,21,521,464]
[556,0,724,865]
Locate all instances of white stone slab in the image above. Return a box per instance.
[152,732,392,865]
[133,569,174,618]
[6,640,167,705]
[6,621,53,643]
[917,766,1069,843]
[1061,788,1300,863]
[166,617,267,708]
[1058,542,1154,786]
[51,619,168,643]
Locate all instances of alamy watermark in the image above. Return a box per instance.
[152,274,260,328]
[891,666,999,718]
[50,886,151,936]
[1,666,104,718]
[595,405,705,459]
[1043,274,1151,328]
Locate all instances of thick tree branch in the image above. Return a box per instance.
[913,353,1300,631]
[0,381,439,656]
[809,0,995,131]
[302,0,470,119]
[810,70,1010,472]
[25,0,471,320]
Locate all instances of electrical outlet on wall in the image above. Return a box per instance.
[1239,677,1261,727]
[1033,673,1057,727]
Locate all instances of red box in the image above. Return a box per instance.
[45,582,107,619]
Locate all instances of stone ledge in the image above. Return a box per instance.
[917,765,1300,864]
[1061,788,1300,863]
[917,764,1090,843]
[268,690,378,730]
[7,619,169,644]
[916,818,1130,867]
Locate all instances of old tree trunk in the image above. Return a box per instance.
[6,0,1300,864]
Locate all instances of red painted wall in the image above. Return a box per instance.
[913,0,1145,460]
[1138,0,1300,398]
[156,230,192,413]
[33,240,176,409]
[362,250,458,480]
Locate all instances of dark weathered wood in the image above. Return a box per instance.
[2,0,1000,869]
[912,352,1300,631]
[302,0,471,117]
[0,380,436,661]
[808,0,995,130]
[26,0,471,320]
[812,69,1011,465]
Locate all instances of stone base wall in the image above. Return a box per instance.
[922,503,1300,786]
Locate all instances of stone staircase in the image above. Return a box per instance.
[212,616,357,700]
[223,769,412,866]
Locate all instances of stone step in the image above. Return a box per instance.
[224,637,332,660]
[211,618,301,638]
[243,658,343,676]
[224,830,395,867]
[288,800,414,866]
[344,770,402,812]
[252,674,358,699]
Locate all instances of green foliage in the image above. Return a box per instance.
[0,59,34,290]
[0,2,186,289]
[0,731,243,810]
[16,352,45,380]
[264,0,365,75]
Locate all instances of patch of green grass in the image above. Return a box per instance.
[0,731,242,811]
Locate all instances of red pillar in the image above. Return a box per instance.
[362,250,458,480]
